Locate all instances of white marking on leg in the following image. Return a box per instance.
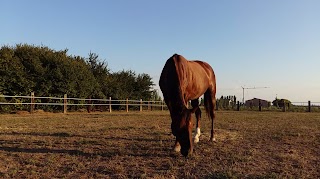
[194,127,201,143]
[210,137,216,142]
[174,145,181,152]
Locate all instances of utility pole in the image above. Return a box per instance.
[241,86,270,104]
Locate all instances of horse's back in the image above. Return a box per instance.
[160,54,216,103]
[175,56,215,98]
[188,60,215,80]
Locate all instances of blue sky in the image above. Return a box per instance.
[1,0,320,102]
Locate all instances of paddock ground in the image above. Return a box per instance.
[0,111,319,178]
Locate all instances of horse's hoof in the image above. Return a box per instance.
[194,136,200,143]
[194,128,201,143]
[174,145,181,152]
[209,137,216,142]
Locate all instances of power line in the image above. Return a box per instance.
[241,86,270,103]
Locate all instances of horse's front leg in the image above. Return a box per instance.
[194,107,201,143]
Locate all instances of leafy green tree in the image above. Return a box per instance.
[151,89,162,101]
[0,45,32,95]
[272,98,292,108]
[216,95,237,109]
[108,70,136,99]
[0,44,156,112]
[86,52,110,99]
[134,73,154,100]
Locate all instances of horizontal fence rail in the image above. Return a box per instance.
[231,100,320,112]
[0,93,167,114]
[1,93,319,114]
[291,102,320,106]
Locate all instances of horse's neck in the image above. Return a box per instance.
[171,104,187,116]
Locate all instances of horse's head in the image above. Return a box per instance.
[171,107,198,157]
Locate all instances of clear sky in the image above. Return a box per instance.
[1,0,320,102]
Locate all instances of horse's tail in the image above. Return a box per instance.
[204,89,216,120]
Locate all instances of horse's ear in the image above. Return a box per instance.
[190,106,198,113]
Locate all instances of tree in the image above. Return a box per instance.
[86,52,109,98]
[0,45,33,96]
[216,95,238,109]
[0,44,156,112]
[134,73,154,100]
[151,90,162,101]
[272,98,292,108]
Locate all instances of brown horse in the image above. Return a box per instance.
[159,54,216,157]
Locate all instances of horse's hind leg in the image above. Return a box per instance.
[210,94,216,141]
[210,99,216,142]
[204,89,216,142]
[191,99,201,143]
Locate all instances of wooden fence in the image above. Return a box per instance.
[1,93,319,113]
[0,93,166,114]
[232,100,320,112]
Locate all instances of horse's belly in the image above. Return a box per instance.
[186,84,208,100]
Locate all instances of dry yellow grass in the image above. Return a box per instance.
[0,111,319,178]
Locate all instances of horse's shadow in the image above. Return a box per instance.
[0,131,173,158]
[0,146,92,156]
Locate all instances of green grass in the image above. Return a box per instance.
[0,111,319,178]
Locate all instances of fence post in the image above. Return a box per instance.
[237,101,240,111]
[63,94,67,113]
[87,97,91,113]
[259,99,262,111]
[152,101,154,111]
[109,97,112,113]
[308,101,311,112]
[216,100,219,110]
[126,98,129,112]
[140,99,142,112]
[148,101,150,111]
[30,92,35,114]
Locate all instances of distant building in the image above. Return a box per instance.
[245,98,270,108]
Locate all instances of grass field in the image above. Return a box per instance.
[0,111,319,178]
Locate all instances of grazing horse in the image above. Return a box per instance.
[159,54,216,157]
